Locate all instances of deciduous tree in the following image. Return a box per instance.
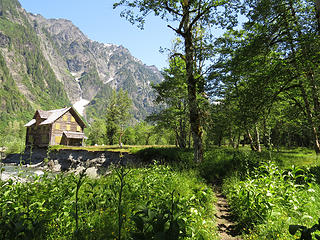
[105,89,132,145]
[148,57,189,148]
[210,0,320,153]
[113,0,241,161]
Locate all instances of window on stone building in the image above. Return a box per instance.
[55,136,62,144]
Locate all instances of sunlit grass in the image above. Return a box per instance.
[49,144,176,153]
[207,145,320,168]
[274,152,319,167]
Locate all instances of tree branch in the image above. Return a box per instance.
[167,24,185,36]
[285,93,308,118]
[189,4,214,29]
[163,0,183,16]
[170,52,186,61]
[268,78,300,105]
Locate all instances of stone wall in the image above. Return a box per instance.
[3,149,136,175]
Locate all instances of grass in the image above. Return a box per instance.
[49,144,176,153]
[271,149,320,168]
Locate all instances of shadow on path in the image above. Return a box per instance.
[214,187,242,240]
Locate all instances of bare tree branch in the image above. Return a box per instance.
[167,24,185,36]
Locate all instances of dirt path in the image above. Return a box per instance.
[214,188,242,240]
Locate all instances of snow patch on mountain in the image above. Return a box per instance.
[73,98,90,116]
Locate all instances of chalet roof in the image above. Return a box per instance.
[25,107,86,128]
[37,110,50,119]
[63,131,87,139]
[24,119,36,127]
[40,107,71,125]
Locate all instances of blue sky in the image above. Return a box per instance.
[19,0,176,70]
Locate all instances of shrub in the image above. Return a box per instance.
[223,161,320,239]
[0,164,218,239]
[135,147,194,168]
[200,148,264,183]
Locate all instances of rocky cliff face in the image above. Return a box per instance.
[0,0,163,126]
[28,13,163,120]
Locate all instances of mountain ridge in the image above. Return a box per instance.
[0,0,163,132]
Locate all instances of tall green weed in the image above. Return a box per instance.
[223,162,320,239]
[0,164,218,239]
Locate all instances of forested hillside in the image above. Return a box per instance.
[0,0,163,149]
[0,0,71,149]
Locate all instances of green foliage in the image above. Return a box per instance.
[135,147,194,168]
[0,174,75,239]
[0,16,70,109]
[199,148,263,182]
[223,160,320,239]
[105,89,133,145]
[209,0,320,153]
[130,191,187,239]
[0,164,217,239]
[148,58,190,149]
[121,121,175,146]
[0,9,70,148]
[86,119,175,147]
[0,120,27,154]
[0,51,33,127]
[86,118,106,145]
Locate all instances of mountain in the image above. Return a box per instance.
[0,0,163,132]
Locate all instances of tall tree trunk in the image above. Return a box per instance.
[175,129,181,148]
[242,134,246,147]
[308,71,320,112]
[145,133,151,145]
[247,129,257,151]
[183,6,203,162]
[218,136,222,147]
[174,129,179,147]
[119,128,124,148]
[254,124,261,152]
[229,128,235,148]
[300,84,320,154]
[178,119,187,148]
[236,132,241,149]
